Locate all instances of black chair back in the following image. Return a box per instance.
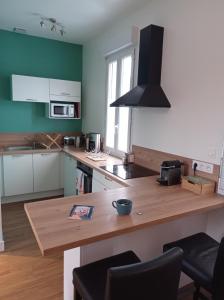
[213,237,224,300]
[104,247,183,300]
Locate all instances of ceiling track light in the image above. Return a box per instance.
[38,16,65,36]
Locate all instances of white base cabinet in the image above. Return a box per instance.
[92,178,108,192]
[64,154,77,196]
[92,170,124,192]
[33,153,60,192]
[3,154,33,196]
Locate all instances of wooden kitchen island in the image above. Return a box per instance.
[25,176,224,300]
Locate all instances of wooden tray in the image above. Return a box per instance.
[181,176,215,195]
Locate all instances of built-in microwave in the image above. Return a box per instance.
[50,102,75,119]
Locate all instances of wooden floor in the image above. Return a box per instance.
[0,201,209,300]
[0,201,63,300]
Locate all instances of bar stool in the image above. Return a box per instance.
[163,232,224,300]
[73,248,183,300]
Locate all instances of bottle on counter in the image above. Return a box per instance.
[127,152,134,163]
[122,153,129,165]
[76,136,80,148]
[122,152,134,165]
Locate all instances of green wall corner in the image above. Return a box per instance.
[0,30,82,133]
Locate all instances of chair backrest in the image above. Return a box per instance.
[104,247,183,300]
[213,237,224,300]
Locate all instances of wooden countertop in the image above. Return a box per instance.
[0,148,61,155]
[63,147,130,186]
[25,176,224,256]
[0,146,128,186]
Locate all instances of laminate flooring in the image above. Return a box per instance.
[0,201,63,300]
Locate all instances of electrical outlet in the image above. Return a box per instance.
[192,160,214,174]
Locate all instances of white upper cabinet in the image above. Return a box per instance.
[49,79,81,102]
[12,75,50,103]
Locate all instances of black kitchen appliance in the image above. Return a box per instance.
[157,160,182,186]
[110,24,171,108]
[100,164,159,180]
[76,161,93,194]
[86,133,101,153]
[63,136,76,145]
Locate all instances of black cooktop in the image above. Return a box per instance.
[100,164,159,180]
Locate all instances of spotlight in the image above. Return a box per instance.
[60,29,65,36]
[51,24,56,32]
[40,20,45,27]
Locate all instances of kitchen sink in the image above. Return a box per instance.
[4,145,45,151]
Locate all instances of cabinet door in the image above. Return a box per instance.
[0,156,3,196]
[49,79,81,102]
[33,153,60,192]
[60,152,64,189]
[12,75,49,103]
[92,178,108,193]
[64,154,77,196]
[3,154,33,196]
[93,169,124,190]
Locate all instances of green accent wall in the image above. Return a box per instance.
[0,30,82,132]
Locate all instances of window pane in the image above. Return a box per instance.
[117,107,129,152]
[120,55,132,96]
[106,61,117,148]
[117,55,132,152]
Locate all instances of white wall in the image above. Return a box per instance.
[82,0,224,164]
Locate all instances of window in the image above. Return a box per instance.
[105,48,134,156]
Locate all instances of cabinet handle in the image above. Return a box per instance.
[26,98,38,102]
[105,176,112,181]
[11,154,26,158]
[61,92,70,96]
[40,153,51,156]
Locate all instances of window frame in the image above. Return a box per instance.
[104,47,135,157]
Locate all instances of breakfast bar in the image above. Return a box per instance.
[25,176,224,300]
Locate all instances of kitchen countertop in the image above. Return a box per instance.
[0,147,61,155]
[25,175,224,256]
[0,145,128,186]
[63,147,129,186]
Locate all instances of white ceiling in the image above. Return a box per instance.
[0,0,149,44]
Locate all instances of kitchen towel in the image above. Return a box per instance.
[76,168,84,195]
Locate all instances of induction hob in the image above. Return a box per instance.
[100,164,159,180]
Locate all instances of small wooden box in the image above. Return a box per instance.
[181,176,215,195]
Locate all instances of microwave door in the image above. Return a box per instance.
[54,106,66,115]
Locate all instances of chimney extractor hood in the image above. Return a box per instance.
[110,25,171,108]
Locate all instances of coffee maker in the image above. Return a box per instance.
[86,133,101,153]
[157,160,182,186]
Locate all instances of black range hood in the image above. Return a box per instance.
[110,24,171,108]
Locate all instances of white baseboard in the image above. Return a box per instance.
[2,189,64,204]
[0,240,5,252]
